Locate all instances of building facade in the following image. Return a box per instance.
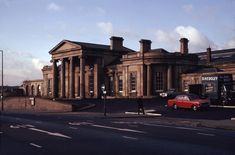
[22,80,44,96]
[23,36,235,99]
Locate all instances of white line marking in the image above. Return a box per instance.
[125,111,162,116]
[146,113,162,116]
[231,118,235,121]
[210,105,235,109]
[145,109,156,112]
[28,128,72,139]
[35,121,42,124]
[91,124,146,134]
[69,127,78,130]
[30,143,42,148]
[197,132,215,137]
[122,136,138,140]
[69,122,93,126]
[142,123,201,131]
[10,125,20,129]
[0,132,3,134]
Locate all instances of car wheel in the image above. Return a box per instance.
[192,105,197,111]
[173,104,177,110]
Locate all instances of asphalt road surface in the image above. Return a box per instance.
[1,112,235,155]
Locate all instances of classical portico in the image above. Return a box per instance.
[48,37,132,99]
[51,55,86,99]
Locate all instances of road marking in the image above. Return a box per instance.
[197,132,215,137]
[69,122,93,126]
[231,118,235,121]
[35,121,42,124]
[28,128,72,139]
[122,136,138,140]
[145,109,156,112]
[210,105,235,109]
[146,113,162,116]
[0,132,3,134]
[10,124,35,129]
[10,125,20,129]
[125,111,162,116]
[91,124,146,134]
[142,123,201,131]
[30,143,42,148]
[69,127,78,130]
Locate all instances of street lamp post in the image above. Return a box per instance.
[101,84,107,117]
[0,50,3,112]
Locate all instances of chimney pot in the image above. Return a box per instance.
[207,47,212,63]
[139,39,151,53]
[180,38,189,54]
[110,36,124,50]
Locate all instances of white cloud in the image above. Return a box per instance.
[47,2,63,11]
[226,37,235,48]
[3,49,49,86]
[97,22,113,35]
[155,30,175,43]
[183,4,193,13]
[32,58,44,70]
[154,26,217,52]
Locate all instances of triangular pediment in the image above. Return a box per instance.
[49,40,82,54]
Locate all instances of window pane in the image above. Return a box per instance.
[118,75,123,92]
[130,72,136,92]
[155,72,163,91]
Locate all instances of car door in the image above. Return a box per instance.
[181,96,191,108]
[175,95,184,108]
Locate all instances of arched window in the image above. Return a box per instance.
[31,85,34,96]
[37,85,41,96]
[25,85,29,96]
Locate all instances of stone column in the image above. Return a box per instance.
[80,56,85,99]
[52,59,58,98]
[123,66,128,97]
[69,57,75,98]
[74,63,79,98]
[94,58,101,98]
[147,64,152,96]
[167,65,172,90]
[60,58,65,98]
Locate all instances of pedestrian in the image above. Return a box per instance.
[137,96,145,115]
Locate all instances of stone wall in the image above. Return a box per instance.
[2,97,72,112]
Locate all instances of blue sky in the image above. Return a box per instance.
[0,0,235,85]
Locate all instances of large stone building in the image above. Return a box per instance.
[23,36,235,99]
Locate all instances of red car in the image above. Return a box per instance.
[167,94,210,111]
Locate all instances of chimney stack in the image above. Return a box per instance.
[207,47,212,63]
[139,39,151,53]
[110,36,124,50]
[180,38,189,54]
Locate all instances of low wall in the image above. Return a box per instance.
[2,97,73,112]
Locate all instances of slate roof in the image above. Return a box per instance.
[196,48,235,65]
[67,40,135,52]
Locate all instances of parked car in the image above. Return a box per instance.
[167,94,210,111]
[159,89,178,99]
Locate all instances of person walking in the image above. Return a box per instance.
[137,96,145,115]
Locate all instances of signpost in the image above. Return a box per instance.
[0,50,3,112]
[101,84,107,117]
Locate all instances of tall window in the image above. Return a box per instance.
[155,72,163,91]
[48,79,51,95]
[109,76,114,96]
[183,80,190,92]
[130,72,137,92]
[118,75,123,92]
[89,75,94,95]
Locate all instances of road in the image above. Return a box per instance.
[1,112,235,155]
